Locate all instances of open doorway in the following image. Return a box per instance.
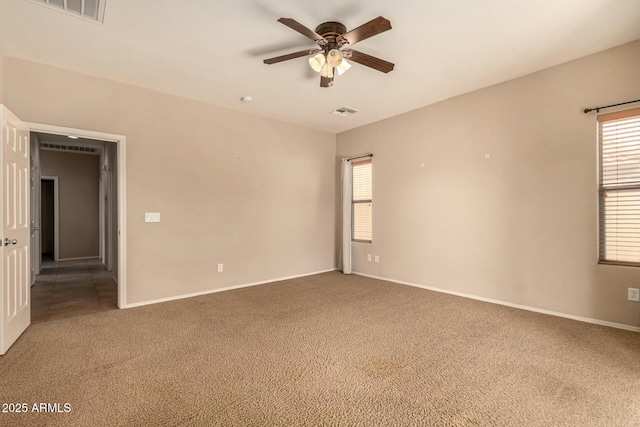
[30,132,120,322]
[0,107,127,353]
[40,177,56,263]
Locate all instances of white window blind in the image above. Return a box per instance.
[352,159,372,242]
[29,0,106,23]
[598,107,640,265]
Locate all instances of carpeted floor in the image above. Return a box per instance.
[1,271,639,426]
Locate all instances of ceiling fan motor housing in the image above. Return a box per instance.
[315,21,347,51]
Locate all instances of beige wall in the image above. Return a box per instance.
[41,150,100,259]
[2,57,336,304]
[337,40,640,328]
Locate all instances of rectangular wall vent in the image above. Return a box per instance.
[331,107,359,117]
[41,142,98,154]
[29,0,106,24]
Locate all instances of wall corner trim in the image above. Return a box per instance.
[122,268,339,309]
[353,271,640,333]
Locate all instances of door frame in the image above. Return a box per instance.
[30,134,41,284]
[26,122,127,308]
[40,176,59,262]
[100,150,114,272]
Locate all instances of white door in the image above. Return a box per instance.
[0,105,30,355]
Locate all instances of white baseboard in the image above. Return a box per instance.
[123,268,338,309]
[353,271,640,333]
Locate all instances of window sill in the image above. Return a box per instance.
[598,260,640,268]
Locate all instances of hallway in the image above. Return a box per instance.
[31,259,117,323]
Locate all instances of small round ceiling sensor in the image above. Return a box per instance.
[240,96,253,103]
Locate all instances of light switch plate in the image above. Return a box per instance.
[145,212,160,222]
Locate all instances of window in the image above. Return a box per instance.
[352,159,372,242]
[598,108,640,265]
[29,0,107,23]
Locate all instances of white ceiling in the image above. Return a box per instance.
[1,0,640,134]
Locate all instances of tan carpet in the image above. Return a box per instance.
[1,272,639,426]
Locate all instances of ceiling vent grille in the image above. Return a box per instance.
[41,142,98,154]
[331,107,359,117]
[29,0,106,23]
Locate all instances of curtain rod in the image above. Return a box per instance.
[584,99,640,114]
[347,154,373,161]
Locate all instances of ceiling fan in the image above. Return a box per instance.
[264,16,394,88]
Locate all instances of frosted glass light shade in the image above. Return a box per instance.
[336,59,351,75]
[320,62,334,78]
[326,49,344,67]
[308,54,326,72]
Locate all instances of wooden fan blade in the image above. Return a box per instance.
[320,76,333,88]
[337,16,391,46]
[278,18,327,44]
[264,49,321,65]
[346,50,394,73]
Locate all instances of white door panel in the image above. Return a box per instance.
[0,106,30,355]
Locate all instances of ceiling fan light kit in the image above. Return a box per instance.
[336,59,351,76]
[308,53,326,72]
[326,49,343,67]
[321,62,334,78]
[264,16,394,88]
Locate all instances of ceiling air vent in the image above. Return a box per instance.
[29,0,106,24]
[41,142,98,154]
[331,107,359,117]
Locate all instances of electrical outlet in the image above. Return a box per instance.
[367,254,372,262]
[374,255,379,263]
[629,287,640,302]
[217,263,223,273]
[144,212,160,222]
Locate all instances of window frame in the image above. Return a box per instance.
[351,158,372,243]
[597,107,640,267]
